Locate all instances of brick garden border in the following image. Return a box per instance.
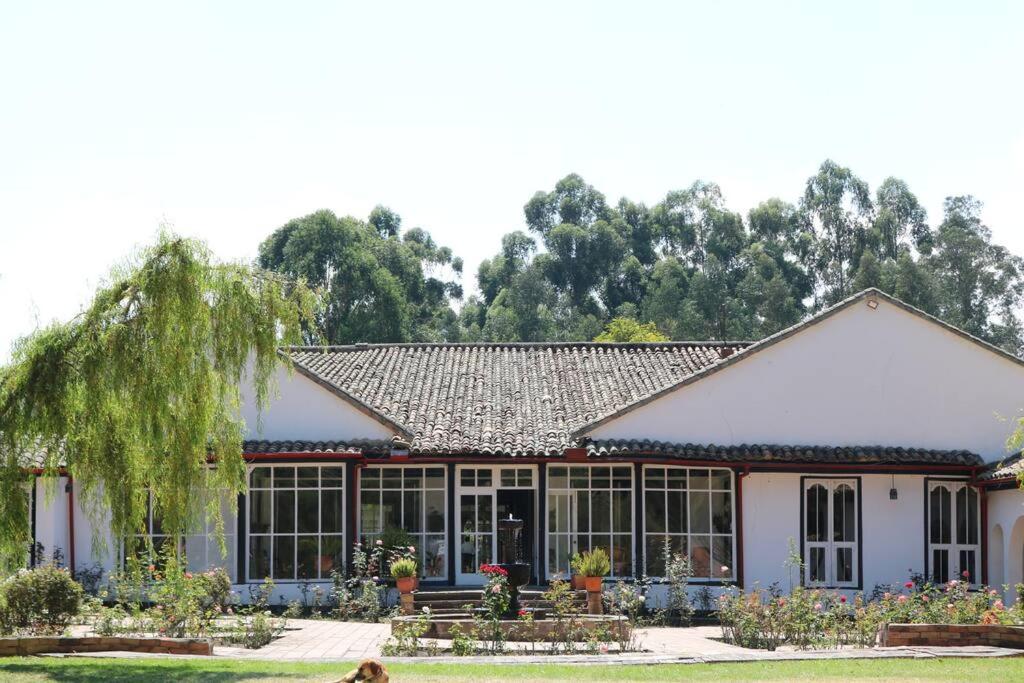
[879,623,1024,649]
[0,636,213,656]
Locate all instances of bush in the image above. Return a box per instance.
[0,565,84,635]
[390,558,417,579]
[579,548,610,577]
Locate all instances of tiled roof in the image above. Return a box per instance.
[242,439,393,456]
[241,438,983,467]
[284,342,747,456]
[586,440,984,466]
[979,452,1024,480]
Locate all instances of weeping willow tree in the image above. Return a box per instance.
[0,234,318,571]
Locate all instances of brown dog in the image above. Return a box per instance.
[337,658,389,683]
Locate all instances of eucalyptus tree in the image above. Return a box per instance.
[801,160,874,302]
[0,235,316,570]
[874,178,930,259]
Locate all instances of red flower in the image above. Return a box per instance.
[517,609,528,617]
[904,581,914,589]
[961,570,970,578]
[839,595,847,604]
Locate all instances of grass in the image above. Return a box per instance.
[0,657,1023,682]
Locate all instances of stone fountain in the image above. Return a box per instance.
[496,514,535,618]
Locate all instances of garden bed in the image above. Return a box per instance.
[0,635,212,656]
[880,623,1024,649]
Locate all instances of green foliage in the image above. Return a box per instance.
[578,548,610,577]
[331,543,391,622]
[661,544,694,627]
[594,318,669,342]
[390,557,417,579]
[0,564,83,635]
[0,233,316,570]
[258,208,463,344]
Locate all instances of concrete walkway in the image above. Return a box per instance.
[209,619,1024,664]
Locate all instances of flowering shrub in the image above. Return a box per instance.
[0,564,84,635]
[719,578,1024,651]
[332,542,391,622]
[477,564,511,652]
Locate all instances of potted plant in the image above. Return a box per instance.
[570,552,585,590]
[579,548,610,593]
[390,557,418,594]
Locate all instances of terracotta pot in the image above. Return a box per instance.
[396,576,416,594]
[571,575,584,590]
[584,576,603,593]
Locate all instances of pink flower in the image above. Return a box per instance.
[720,565,729,574]
[599,643,609,654]
[408,546,416,553]
[921,594,929,602]
[375,539,383,546]
[814,602,823,611]
[882,592,891,600]
[904,581,914,589]
[226,607,234,615]
[897,595,908,604]
[962,570,970,578]
[994,600,1005,610]
[777,598,786,607]
[491,584,501,594]
[839,595,847,603]
[148,564,156,572]
[184,572,193,579]
[989,589,998,597]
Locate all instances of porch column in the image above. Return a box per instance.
[447,463,456,583]
[634,462,644,578]
[538,463,547,584]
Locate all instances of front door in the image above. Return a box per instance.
[455,465,536,585]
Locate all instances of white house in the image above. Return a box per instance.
[27,289,1024,603]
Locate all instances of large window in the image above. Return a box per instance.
[643,466,734,580]
[128,489,236,580]
[248,465,344,581]
[547,466,632,579]
[802,478,858,588]
[360,466,447,579]
[927,481,979,584]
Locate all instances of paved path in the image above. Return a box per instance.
[209,619,1024,664]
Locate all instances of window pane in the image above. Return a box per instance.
[689,535,711,577]
[645,468,665,489]
[321,467,345,487]
[477,469,491,487]
[592,491,610,532]
[461,468,475,487]
[425,490,445,533]
[689,469,710,490]
[381,490,402,529]
[932,548,948,584]
[518,470,533,487]
[576,492,590,533]
[273,536,295,579]
[424,534,445,577]
[382,468,401,489]
[570,467,589,489]
[612,535,632,577]
[320,535,344,577]
[930,486,951,544]
[360,492,380,533]
[959,549,976,583]
[274,467,295,488]
[613,491,630,533]
[809,547,825,583]
[297,536,318,579]
[250,467,271,489]
[712,492,732,534]
[297,490,318,534]
[645,492,665,534]
[956,487,967,545]
[274,490,295,533]
[249,535,271,580]
[667,468,686,490]
[296,467,318,488]
[591,467,610,489]
[689,491,710,534]
[404,490,422,532]
[361,468,379,490]
[404,468,423,488]
[710,470,731,490]
[460,495,475,534]
[548,467,567,489]
[501,469,516,487]
[321,490,343,533]
[250,493,274,536]
[712,536,733,578]
[833,485,855,542]
[477,495,492,532]
[967,487,979,545]
[807,485,827,542]
[836,547,853,583]
[425,467,445,490]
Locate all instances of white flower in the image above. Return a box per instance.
[422,606,431,614]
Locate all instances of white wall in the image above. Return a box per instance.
[589,299,1024,461]
[241,364,394,442]
[987,487,1024,602]
[742,472,934,593]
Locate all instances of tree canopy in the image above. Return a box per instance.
[0,234,316,570]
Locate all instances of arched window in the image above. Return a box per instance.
[802,478,859,587]
[927,481,979,584]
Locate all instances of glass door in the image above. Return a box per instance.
[456,467,496,584]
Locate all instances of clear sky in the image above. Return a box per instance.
[1,1,1022,360]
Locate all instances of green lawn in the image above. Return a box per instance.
[0,657,1023,682]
